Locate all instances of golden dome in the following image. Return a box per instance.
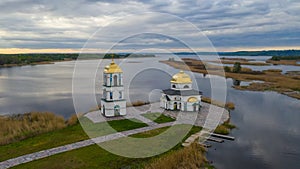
[170,70,192,84]
[104,61,123,73]
[187,97,198,103]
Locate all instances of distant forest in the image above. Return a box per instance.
[0,53,155,66]
[174,50,300,57]
[218,50,300,57]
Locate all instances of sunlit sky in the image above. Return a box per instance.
[0,0,299,53]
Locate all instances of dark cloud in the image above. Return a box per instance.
[0,0,299,51]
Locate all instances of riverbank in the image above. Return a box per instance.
[160,59,300,100]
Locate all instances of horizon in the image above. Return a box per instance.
[1,48,300,55]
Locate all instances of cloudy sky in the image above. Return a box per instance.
[0,0,299,53]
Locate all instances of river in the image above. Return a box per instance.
[0,55,299,169]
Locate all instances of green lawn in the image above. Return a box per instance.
[11,125,202,169]
[142,113,175,124]
[0,118,147,162]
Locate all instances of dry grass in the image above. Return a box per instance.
[145,143,207,169]
[66,113,83,126]
[0,112,81,145]
[210,59,270,66]
[202,96,235,110]
[266,59,300,66]
[126,100,150,107]
[214,120,236,135]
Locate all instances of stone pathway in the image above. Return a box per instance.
[0,102,229,169]
[84,102,229,128]
[0,122,173,169]
[85,103,162,126]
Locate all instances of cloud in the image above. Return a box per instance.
[0,0,299,52]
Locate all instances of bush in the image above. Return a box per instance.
[224,66,231,72]
[232,62,242,73]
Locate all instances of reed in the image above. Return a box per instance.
[126,100,150,107]
[0,112,80,145]
[145,143,207,169]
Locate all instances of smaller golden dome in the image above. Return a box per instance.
[170,70,192,84]
[187,97,198,103]
[104,61,123,73]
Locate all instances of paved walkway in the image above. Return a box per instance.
[85,102,229,128]
[0,102,229,169]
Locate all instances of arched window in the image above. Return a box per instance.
[172,84,176,88]
[184,85,189,88]
[104,74,107,85]
[113,75,118,86]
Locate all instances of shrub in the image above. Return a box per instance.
[224,66,231,72]
[232,62,242,73]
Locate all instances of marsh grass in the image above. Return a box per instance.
[202,96,235,110]
[0,112,66,145]
[126,100,150,107]
[0,112,84,145]
[214,121,236,135]
[145,143,207,169]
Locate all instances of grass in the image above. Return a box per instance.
[0,112,67,145]
[210,59,270,66]
[10,125,205,169]
[145,143,207,169]
[214,121,236,135]
[142,113,175,124]
[0,117,147,162]
[201,96,235,110]
[266,59,300,66]
[126,100,150,107]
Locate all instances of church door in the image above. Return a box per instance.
[193,104,197,112]
[103,105,105,116]
[114,105,120,116]
[174,102,177,110]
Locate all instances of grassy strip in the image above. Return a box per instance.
[202,96,235,110]
[0,117,147,162]
[10,125,204,169]
[210,59,270,66]
[145,143,208,169]
[0,112,74,145]
[214,121,236,135]
[142,113,175,124]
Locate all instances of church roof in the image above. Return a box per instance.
[104,60,123,73]
[162,89,202,96]
[170,70,192,84]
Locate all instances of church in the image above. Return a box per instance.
[160,70,202,112]
[100,60,126,117]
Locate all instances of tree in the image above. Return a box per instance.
[232,62,242,73]
[224,66,231,72]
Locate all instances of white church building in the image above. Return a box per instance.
[100,60,126,117]
[160,70,202,112]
